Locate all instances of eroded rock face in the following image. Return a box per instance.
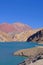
[27,29,43,43]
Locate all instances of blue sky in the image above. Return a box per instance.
[0,0,43,28]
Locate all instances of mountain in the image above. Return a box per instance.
[0,22,32,42]
[0,22,32,33]
[0,22,43,43]
[12,28,43,43]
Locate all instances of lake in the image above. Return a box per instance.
[0,42,43,65]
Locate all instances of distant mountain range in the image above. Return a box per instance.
[0,22,43,43]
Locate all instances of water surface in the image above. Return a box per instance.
[0,42,43,65]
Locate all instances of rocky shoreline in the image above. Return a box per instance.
[18,54,43,65]
[14,46,43,57]
[14,46,43,65]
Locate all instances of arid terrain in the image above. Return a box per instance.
[0,22,43,44]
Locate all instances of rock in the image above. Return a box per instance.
[29,59,43,65]
[17,46,43,65]
[27,28,43,44]
[14,46,43,57]
[18,56,43,65]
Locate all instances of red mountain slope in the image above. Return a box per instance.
[0,22,32,33]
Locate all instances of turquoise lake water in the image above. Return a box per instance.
[0,42,43,65]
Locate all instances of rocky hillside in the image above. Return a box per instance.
[0,31,13,42]
[27,28,43,44]
[12,28,43,44]
[12,30,35,41]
